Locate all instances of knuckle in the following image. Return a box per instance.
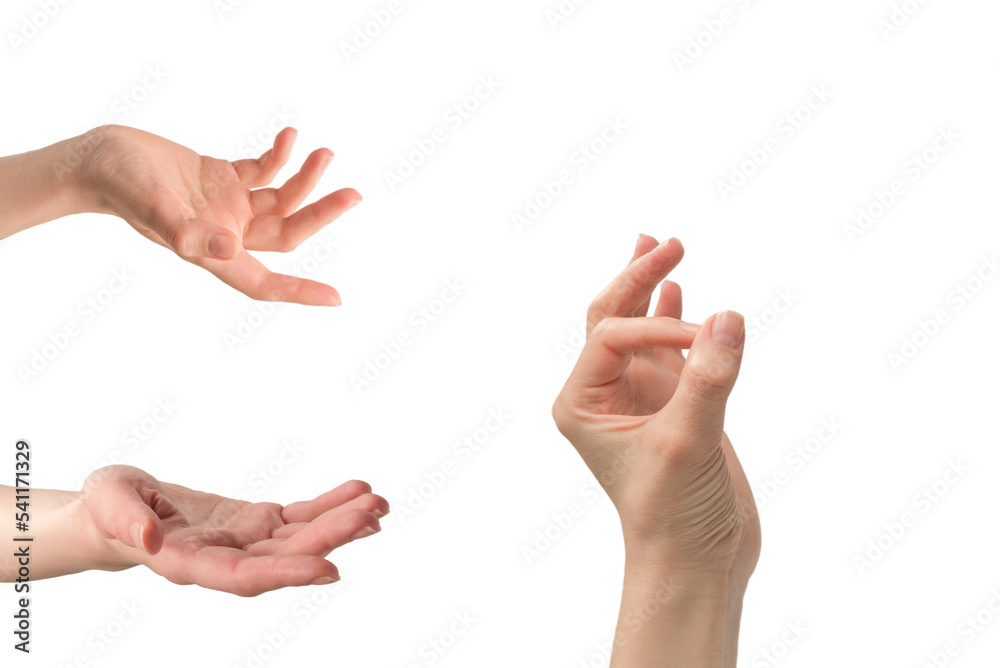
[623,269,650,293]
[168,227,199,258]
[585,304,604,330]
[585,291,615,330]
[682,356,736,402]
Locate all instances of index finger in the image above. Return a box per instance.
[570,316,700,388]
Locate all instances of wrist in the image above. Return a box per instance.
[611,559,746,668]
[623,539,752,588]
[3,487,136,581]
[64,489,137,573]
[54,126,117,217]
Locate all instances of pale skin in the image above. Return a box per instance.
[0,124,358,305]
[0,468,388,596]
[0,127,383,595]
[552,235,761,666]
[3,127,756,654]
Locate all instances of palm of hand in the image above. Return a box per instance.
[84,466,387,596]
[107,135,255,246]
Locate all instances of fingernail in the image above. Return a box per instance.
[129,522,145,552]
[350,525,378,541]
[207,234,238,260]
[348,197,363,209]
[310,576,339,585]
[373,508,388,518]
[711,311,745,350]
[326,293,342,307]
[677,321,702,334]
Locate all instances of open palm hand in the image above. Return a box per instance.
[82,465,387,596]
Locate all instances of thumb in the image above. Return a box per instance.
[158,215,241,261]
[91,479,166,556]
[655,311,745,446]
[143,190,241,261]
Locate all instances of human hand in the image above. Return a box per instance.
[79,465,387,596]
[551,235,759,579]
[73,125,359,305]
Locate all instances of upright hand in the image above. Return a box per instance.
[551,236,760,666]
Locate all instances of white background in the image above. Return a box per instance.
[2,0,999,666]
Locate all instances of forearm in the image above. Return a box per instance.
[611,558,746,668]
[0,131,96,239]
[0,485,131,581]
